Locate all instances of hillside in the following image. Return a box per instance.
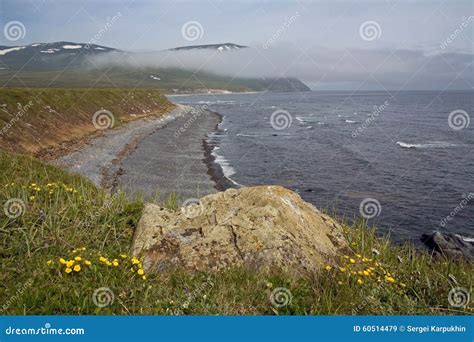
[0,42,310,93]
[0,150,471,314]
[0,88,174,156]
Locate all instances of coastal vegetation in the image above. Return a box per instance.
[0,88,174,156]
[1,151,471,315]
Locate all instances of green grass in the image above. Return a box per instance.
[0,87,174,155]
[0,151,472,315]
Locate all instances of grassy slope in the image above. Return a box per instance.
[0,88,175,155]
[0,68,256,93]
[0,151,472,315]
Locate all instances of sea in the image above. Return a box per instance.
[169,91,474,243]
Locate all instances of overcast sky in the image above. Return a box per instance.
[1,0,473,90]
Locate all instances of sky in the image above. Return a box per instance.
[0,0,473,90]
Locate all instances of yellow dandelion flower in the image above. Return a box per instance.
[356,254,362,258]
[84,260,91,266]
[137,269,145,275]
[385,276,395,283]
[59,258,66,264]
[99,256,107,262]
[66,260,75,268]
[363,270,370,276]
[65,267,72,274]
[362,257,369,262]
[112,261,119,267]
[105,261,112,266]
[73,265,81,272]
[325,265,332,271]
[74,256,82,261]
[357,278,364,285]
[131,257,140,265]
[357,271,364,276]
[120,254,127,259]
[349,258,356,264]
[142,275,147,280]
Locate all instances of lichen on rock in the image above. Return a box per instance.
[132,185,348,275]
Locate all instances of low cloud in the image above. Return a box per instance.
[89,44,474,90]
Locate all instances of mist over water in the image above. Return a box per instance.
[171,91,474,242]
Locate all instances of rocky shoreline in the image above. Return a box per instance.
[53,104,231,202]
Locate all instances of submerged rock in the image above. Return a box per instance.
[420,231,473,261]
[132,185,348,274]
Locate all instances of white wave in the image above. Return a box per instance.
[396,141,459,149]
[211,146,241,186]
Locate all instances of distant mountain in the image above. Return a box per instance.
[0,41,310,92]
[168,43,247,52]
[0,41,116,70]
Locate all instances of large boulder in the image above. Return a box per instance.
[132,186,348,274]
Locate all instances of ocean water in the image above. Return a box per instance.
[170,91,474,242]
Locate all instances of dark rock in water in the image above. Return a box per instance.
[420,231,473,261]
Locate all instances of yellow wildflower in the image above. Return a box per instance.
[339,267,347,272]
[59,258,66,264]
[74,256,82,261]
[47,260,53,265]
[112,260,119,267]
[325,265,332,271]
[385,276,395,283]
[137,269,145,275]
[363,270,370,276]
[131,257,140,265]
[65,267,72,274]
[120,254,127,259]
[142,275,147,280]
[73,265,81,272]
[84,260,91,266]
[349,258,356,264]
[65,260,74,268]
[357,278,364,285]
